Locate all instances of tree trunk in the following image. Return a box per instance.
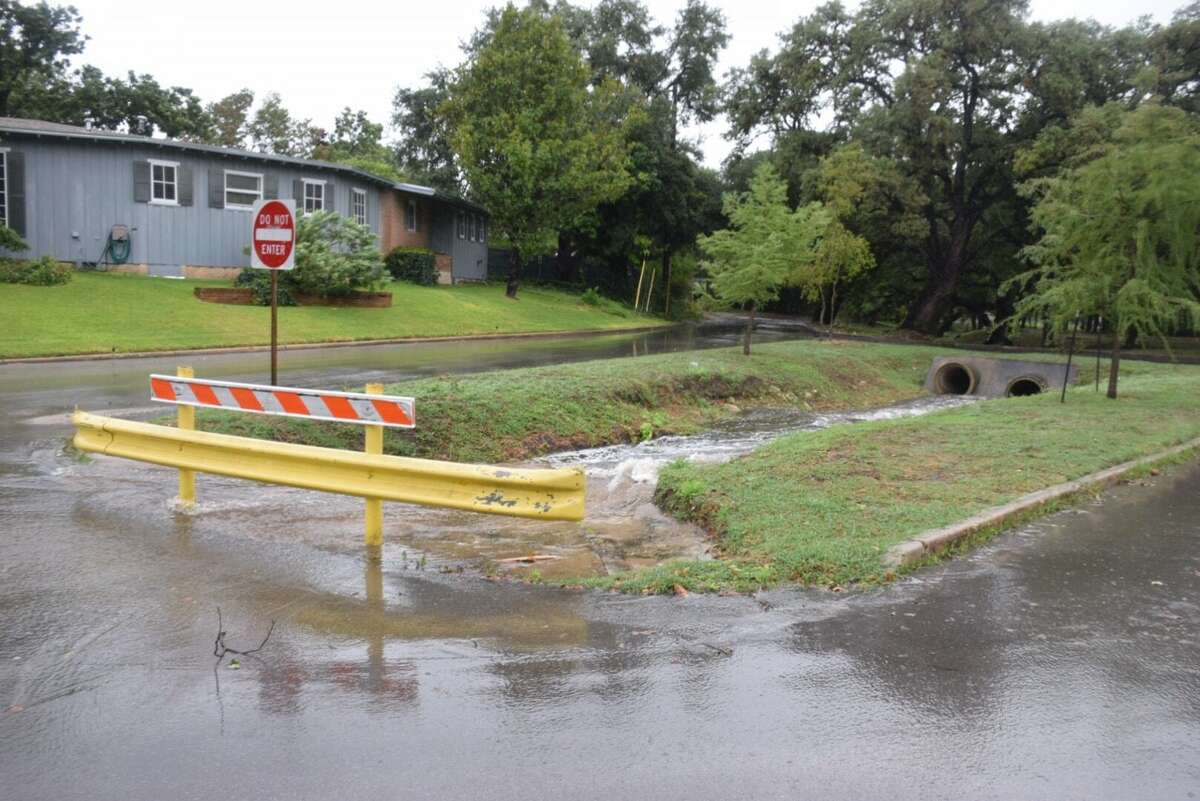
[1107,326,1122,400]
[506,247,522,299]
[743,301,756,356]
[903,218,971,335]
[663,248,673,317]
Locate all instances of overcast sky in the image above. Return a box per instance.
[65,0,1184,168]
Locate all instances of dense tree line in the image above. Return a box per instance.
[4,0,1199,333]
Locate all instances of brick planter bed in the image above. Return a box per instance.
[194,288,392,308]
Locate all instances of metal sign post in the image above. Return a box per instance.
[250,198,296,386]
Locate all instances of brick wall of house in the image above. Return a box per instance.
[379,190,433,253]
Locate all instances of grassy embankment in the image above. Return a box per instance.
[0,272,663,359]
[196,340,941,463]
[637,357,1200,593]
[194,339,1200,594]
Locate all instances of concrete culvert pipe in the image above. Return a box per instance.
[1006,377,1046,397]
[933,362,978,395]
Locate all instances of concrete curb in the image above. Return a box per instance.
[0,323,674,366]
[884,436,1200,568]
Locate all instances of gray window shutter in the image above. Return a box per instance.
[325,180,335,212]
[178,165,193,206]
[133,160,151,203]
[208,167,224,208]
[292,179,304,209]
[263,174,279,200]
[7,151,25,236]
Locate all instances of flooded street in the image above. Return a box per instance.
[2,325,1199,799]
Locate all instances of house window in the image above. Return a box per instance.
[352,188,367,226]
[303,180,325,213]
[406,198,418,232]
[0,151,7,228]
[479,216,486,243]
[150,160,178,204]
[225,170,263,209]
[469,213,476,241]
[457,211,466,239]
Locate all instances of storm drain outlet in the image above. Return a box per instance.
[1006,377,1046,397]
[933,362,978,395]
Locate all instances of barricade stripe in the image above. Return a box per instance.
[255,389,284,414]
[274,391,309,416]
[349,398,383,423]
[322,395,360,421]
[170,381,198,404]
[192,384,221,406]
[150,378,176,402]
[373,400,412,426]
[230,387,264,412]
[211,386,239,410]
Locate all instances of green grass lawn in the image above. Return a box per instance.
[0,272,665,358]
[634,357,1200,594]
[197,339,943,463]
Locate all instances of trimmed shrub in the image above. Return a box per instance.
[0,225,29,254]
[581,287,602,306]
[290,210,385,297]
[235,269,297,306]
[386,247,438,285]
[0,256,73,286]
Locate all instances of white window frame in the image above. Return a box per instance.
[352,188,367,226]
[479,216,486,243]
[224,169,263,210]
[303,179,325,213]
[457,210,466,239]
[406,198,418,232]
[149,159,180,206]
[0,148,8,229]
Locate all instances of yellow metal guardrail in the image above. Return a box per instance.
[72,410,585,522]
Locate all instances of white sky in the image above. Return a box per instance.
[65,0,1183,168]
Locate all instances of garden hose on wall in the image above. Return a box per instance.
[102,224,131,265]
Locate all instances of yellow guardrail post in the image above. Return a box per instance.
[177,366,196,507]
[364,382,384,548]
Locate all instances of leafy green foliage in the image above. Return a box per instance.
[234,269,296,306]
[385,248,438,285]
[1009,103,1200,397]
[0,225,29,253]
[287,210,385,297]
[698,163,830,350]
[0,256,72,286]
[441,4,634,296]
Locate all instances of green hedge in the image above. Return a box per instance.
[386,247,438,285]
[0,256,73,286]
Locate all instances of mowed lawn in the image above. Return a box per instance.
[0,272,663,358]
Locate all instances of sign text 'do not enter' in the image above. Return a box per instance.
[251,198,296,271]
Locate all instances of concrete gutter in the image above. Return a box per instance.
[0,323,675,366]
[884,436,1200,568]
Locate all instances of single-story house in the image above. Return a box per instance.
[0,117,489,283]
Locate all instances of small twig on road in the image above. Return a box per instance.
[213,606,276,660]
[701,642,733,657]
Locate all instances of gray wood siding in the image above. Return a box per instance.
[0,137,384,273]
[430,199,489,282]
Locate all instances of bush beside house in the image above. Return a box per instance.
[385,247,438,285]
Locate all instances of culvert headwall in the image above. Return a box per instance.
[923,356,1078,398]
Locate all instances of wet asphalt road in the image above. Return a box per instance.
[1,329,1198,800]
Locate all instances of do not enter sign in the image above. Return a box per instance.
[251,198,296,270]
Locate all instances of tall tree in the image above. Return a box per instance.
[725,0,1151,334]
[0,0,85,117]
[392,69,462,192]
[1009,104,1200,398]
[699,163,830,354]
[205,89,254,148]
[248,92,321,157]
[441,4,633,298]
